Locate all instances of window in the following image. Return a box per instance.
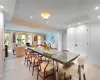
[38,36,41,44]
[22,35,25,44]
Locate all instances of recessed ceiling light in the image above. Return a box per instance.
[0,5,4,9]
[95,6,99,10]
[68,25,70,27]
[57,25,60,27]
[98,16,100,19]
[78,23,80,24]
[46,22,48,23]
[30,16,33,19]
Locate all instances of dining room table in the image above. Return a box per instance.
[27,46,79,64]
[27,46,80,80]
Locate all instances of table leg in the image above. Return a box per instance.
[82,65,86,80]
[78,65,81,80]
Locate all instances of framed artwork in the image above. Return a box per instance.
[34,36,37,41]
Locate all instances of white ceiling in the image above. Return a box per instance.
[12,0,100,29]
[0,0,16,21]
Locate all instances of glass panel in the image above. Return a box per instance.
[27,47,79,64]
[52,51,79,63]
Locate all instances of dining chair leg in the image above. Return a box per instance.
[27,59,28,67]
[78,65,81,80]
[69,75,72,80]
[67,75,71,80]
[37,72,39,80]
[82,65,86,80]
[53,68,56,80]
[64,72,66,80]
[32,63,34,76]
[56,62,58,72]
[24,58,26,65]
[43,72,45,80]
[29,62,31,71]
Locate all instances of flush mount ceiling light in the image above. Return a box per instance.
[30,16,33,19]
[95,6,99,10]
[78,22,81,25]
[0,5,4,9]
[68,25,70,27]
[41,13,50,20]
[46,22,48,24]
[98,16,100,19]
[57,25,60,27]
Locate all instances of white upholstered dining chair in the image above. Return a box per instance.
[58,55,87,80]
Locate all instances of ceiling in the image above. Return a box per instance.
[5,0,100,29]
[0,0,16,21]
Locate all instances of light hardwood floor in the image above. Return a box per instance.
[2,57,100,80]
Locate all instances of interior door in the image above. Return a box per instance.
[67,27,76,52]
[75,25,88,55]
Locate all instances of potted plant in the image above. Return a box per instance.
[17,38,24,46]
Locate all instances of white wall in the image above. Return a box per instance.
[67,22,100,66]
[5,23,58,34]
[46,31,58,44]
[62,31,67,50]
[0,0,16,21]
[88,21,100,66]
[67,27,76,52]
[0,11,4,78]
[58,31,62,51]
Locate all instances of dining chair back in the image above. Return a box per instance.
[77,56,87,66]
[37,57,56,80]
[58,55,87,80]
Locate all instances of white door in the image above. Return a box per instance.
[75,25,88,55]
[67,27,76,52]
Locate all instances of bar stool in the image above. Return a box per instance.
[58,55,87,80]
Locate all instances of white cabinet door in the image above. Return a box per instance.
[75,25,88,56]
[67,25,88,56]
[67,27,76,52]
